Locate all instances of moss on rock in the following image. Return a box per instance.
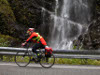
[0,0,16,35]
[0,33,19,47]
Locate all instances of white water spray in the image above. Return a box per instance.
[49,0,93,49]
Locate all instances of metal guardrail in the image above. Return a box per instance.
[0,47,100,59]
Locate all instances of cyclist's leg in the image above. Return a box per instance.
[32,43,45,57]
[32,43,40,54]
[30,43,40,61]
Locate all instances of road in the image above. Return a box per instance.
[0,62,100,75]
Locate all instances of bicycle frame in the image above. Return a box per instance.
[15,44,55,68]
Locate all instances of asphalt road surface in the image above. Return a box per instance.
[0,62,100,75]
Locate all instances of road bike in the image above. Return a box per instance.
[15,44,55,68]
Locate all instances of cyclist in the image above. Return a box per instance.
[22,28,47,59]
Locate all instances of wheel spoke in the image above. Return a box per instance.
[39,54,55,68]
[15,52,31,67]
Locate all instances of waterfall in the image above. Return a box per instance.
[48,0,95,49]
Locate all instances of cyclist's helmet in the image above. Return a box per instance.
[27,28,35,33]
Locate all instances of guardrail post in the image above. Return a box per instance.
[0,55,3,61]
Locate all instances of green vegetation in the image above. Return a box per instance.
[55,58,100,65]
[3,55,14,62]
[0,0,16,35]
[0,33,17,47]
[8,0,40,27]
[0,34,19,62]
[2,56,100,66]
[15,55,30,63]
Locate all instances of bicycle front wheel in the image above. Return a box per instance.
[39,54,55,68]
[15,52,31,67]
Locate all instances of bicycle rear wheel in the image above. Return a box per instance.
[15,51,31,67]
[39,54,55,68]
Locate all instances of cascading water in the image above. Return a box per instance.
[48,0,95,49]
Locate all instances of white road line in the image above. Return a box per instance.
[0,62,100,69]
[53,65,100,69]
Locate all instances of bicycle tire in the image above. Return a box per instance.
[15,51,31,67]
[39,53,55,68]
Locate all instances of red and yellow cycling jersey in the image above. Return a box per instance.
[26,32,47,45]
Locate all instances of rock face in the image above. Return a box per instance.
[0,0,55,46]
[0,0,44,39]
[81,0,100,50]
[0,0,100,49]
[0,0,15,35]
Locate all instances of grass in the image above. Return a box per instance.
[0,34,16,47]
[3,55,15,62]
[54,58,100,66]
[1,55,100,66]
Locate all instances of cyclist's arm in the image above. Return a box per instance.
[26,34,35,43]
[22,34,34,46]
